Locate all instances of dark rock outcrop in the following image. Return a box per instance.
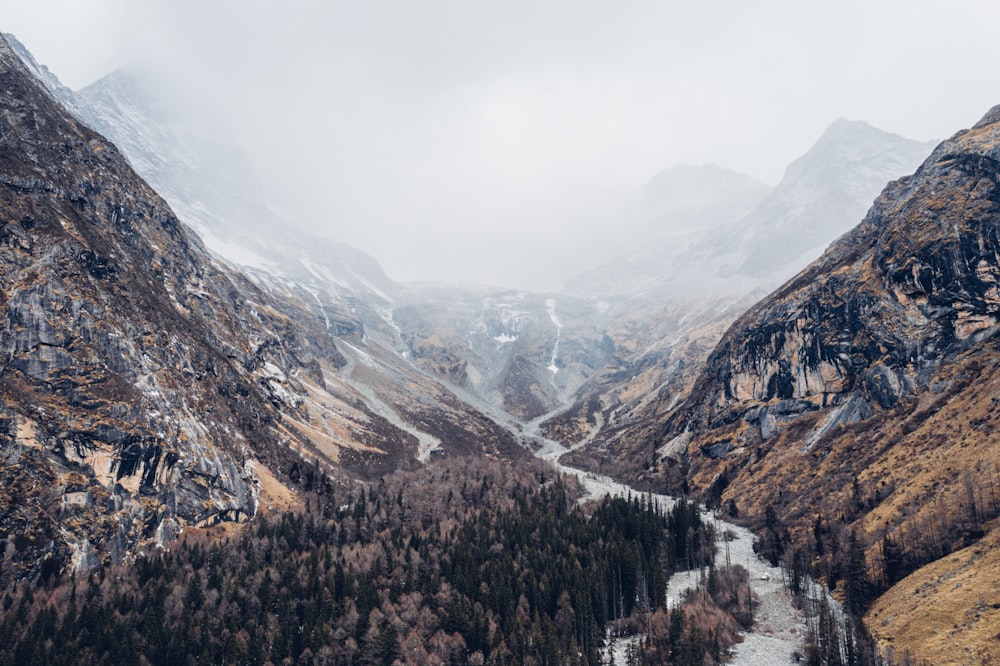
[669,106,1000,443]
[0,34,335,581]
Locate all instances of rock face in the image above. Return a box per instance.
[0,34,392,581]
[652,106,1000,661]
[673,107,1000,441]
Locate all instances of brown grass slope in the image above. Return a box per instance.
[655,106,1000,661]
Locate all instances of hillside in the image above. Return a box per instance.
[657,106,1000,662]
[0,33,526,584]
[0,33,325,580]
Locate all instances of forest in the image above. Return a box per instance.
[0,457,756,665]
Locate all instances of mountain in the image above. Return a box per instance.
[0,33,528,583]
[552,121,936,482]
[709,119,938,282]
[656,106,1000,663]
[567,120,935,303]
[0,33,330,580]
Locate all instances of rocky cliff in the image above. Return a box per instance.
[672,106,1000,442]
[0,33,423,582]
[659,106,1000,663]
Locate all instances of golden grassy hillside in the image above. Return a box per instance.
[867,522,1000,665]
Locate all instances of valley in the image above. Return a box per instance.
[1,24,998,665]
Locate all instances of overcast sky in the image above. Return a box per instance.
[4,1,1000,289]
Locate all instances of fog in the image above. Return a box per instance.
[5,0,1000,289]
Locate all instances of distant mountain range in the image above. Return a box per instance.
[566,119,936,301]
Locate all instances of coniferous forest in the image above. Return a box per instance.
[0,458,756,665]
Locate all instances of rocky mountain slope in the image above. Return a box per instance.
[552,122,934,483]
[671,107,1000,445]
[0,33,326,580]
[0,33,526,584]
[657,106,1000,663]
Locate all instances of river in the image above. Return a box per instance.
[524,412,838,665]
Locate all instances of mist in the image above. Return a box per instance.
[5,0,1000,289]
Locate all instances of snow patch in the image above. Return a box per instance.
[545,298,562,374]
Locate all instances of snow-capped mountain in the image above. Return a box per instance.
[73,65,398,303]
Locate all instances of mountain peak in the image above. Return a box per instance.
[824,116,880,132]
[706,117,935,282]
[824,116,878,132]
[972,103,1000,129]
[798,117,926,165]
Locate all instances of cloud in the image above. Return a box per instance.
[5,0,1000,288]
